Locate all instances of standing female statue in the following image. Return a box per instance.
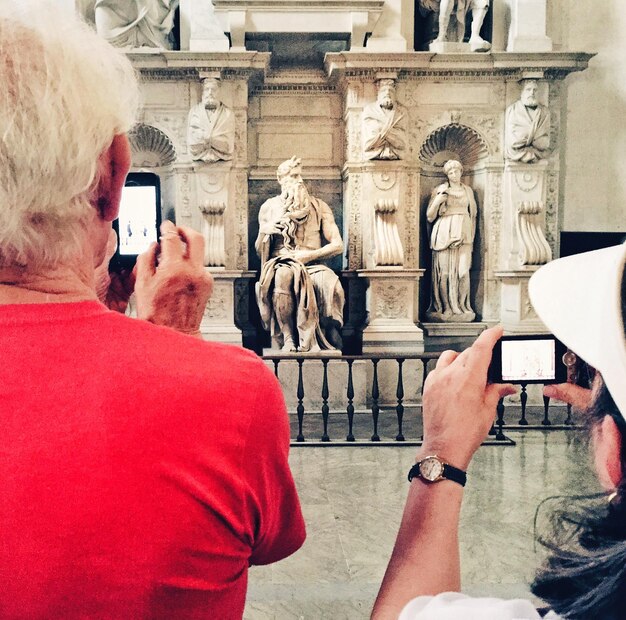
[426,159,477,322]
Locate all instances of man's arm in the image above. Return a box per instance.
[372,327,516,619]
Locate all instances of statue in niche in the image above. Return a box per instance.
[426,159,477,322]
[362,79,406,160]
[505,79,551,163]
[187,78,235,163]
[419,0,491,51]
[94,0,179,49]
[255,157,345,353]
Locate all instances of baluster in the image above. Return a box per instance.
[542,394,552,426]
[395,358,405,441]
[518,383,528,425]
[321,359,330,442]
[495,397,506,441]
[371,359,380,442]
[272,359,279,378]
[296,358,305,442]
[421,358,430,395]
[346,359,355,442]
[564,403,573,426]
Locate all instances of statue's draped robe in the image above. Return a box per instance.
[187,103,235,163]
[256,197,344,351]
[505,101,550,162]
[94,0,179,48]
[363,104,406,160]
[426,183,477,317]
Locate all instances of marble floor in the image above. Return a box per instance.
[244,430,600,619]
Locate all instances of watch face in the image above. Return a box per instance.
[419,456,444,482]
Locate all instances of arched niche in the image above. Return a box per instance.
[419,123,489,170]
[418,123,490,323]
[129,124,177,168]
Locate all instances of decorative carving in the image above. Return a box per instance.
[347,112,362,163]
[234,170,248,269]
[200,201,227,267]
[516,201,552,266]
[197,171,225,194]
[233,110,247,164]
[545,171,559,257]
[372,171,397,191]
[179,172,192,219]
[376,283,409,319]
[419,123,489,168]
[128,124,176,168]
[347,173,363,270]
[404,171,418,267]
[488,171,503,273]
[374,200,404,267]
[465,115,499,155]
[513,170,541,193]
[204,291,228,321]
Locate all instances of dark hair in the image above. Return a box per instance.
[532,266,626,618]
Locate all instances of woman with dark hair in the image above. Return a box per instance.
[372,243,626,619]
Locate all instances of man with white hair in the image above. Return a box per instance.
[0,3,305,618]
[362,79,406,160]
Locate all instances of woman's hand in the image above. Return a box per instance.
[421,326,517,469]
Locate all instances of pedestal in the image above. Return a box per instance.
[358,268,424,353]
[201,270,254,344]
[494,270,548,335]
[179,0,230,51]
[506,0,552,52]
[422,322,487,351]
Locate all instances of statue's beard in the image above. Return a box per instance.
[380,96,394,110]
[279,181,311,250]
[521,94,538,108]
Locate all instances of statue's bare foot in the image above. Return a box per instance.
[282,337,298,352]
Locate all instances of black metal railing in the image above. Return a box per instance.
[263,353,581,446]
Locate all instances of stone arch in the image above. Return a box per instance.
[128,124,177,168]
[419,123,489,169]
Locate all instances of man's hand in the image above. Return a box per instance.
[421,326,517,469]
[135,221,214,337]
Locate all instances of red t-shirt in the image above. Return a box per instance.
[0,301,305,619]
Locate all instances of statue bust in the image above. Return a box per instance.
[94,0,179,49]
[426,159,477,322]
[187,78,235,164]
[505,79,551,163]
[255,157,345,352]
[362,79,406,161]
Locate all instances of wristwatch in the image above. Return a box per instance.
[407,455,467,487]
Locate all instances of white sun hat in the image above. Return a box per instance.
[528,243,626,417]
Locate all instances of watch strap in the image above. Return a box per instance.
[407,458,467,487]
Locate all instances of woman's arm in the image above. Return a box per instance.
[372,327,516,619]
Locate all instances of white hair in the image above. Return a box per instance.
[0,1,139,268]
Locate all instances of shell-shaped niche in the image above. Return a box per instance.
[419,124,489,168]
[129,124,176,168]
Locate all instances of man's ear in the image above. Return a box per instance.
[94,134,132,222]
[594,415,624,491]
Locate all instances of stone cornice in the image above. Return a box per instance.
[324,51,595,82]
[128,51,271,82]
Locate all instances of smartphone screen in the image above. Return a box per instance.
[489,335,567,384]
[118,185,159,256]
[112,173,161,268]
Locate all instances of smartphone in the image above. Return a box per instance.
[488,335,568,384]
[111,172,162,269]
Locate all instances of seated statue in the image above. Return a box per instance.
[94,0,179,49]
[255,157,345,353]
[187,77,235,163]
[419,0,491,51]
[505,79,551,163]
[362,79,406,160]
